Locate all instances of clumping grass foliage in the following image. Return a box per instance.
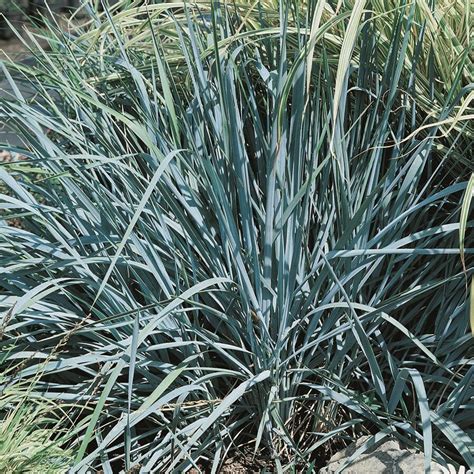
[0,0,473,472]
[0,377,72,473]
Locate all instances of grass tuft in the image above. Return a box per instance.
[0,0,472,471]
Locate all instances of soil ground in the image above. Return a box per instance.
[0,36,32,61]
[0,23,55,148]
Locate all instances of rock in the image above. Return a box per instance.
[319,436,447,473]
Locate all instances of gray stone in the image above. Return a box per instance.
[319,436,447,473]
